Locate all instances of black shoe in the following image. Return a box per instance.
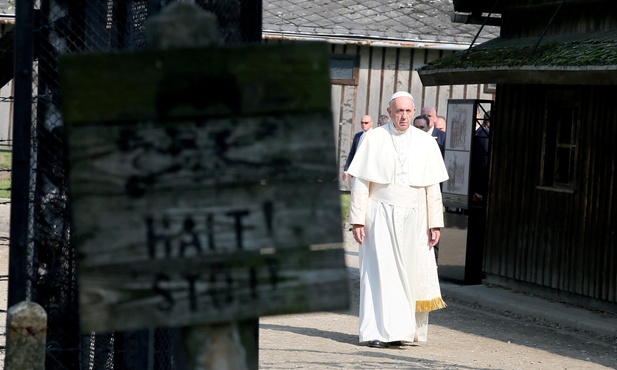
[388,341,403,346]
[368,340,387,348]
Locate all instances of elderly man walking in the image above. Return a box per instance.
[347,92,448,349]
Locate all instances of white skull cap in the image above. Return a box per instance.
[389,91,414,103]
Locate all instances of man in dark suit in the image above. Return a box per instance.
[342,115,373,181]
[472,111,490,204]
[435,115,447,132]
[421,107,446,264]
[421,106,446,157]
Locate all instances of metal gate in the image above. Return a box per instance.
[7,1,261,368]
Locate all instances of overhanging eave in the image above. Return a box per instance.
[418,29,617,86]
[419,66,617,86]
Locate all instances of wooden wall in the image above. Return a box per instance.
[0,80,11,145]
[502,2,617,38]
[485,84,617,307]
[328,43,495,190]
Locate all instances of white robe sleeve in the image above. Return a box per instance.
[349,177,370,226]
[426,183,444,229]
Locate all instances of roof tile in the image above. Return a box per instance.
[263,0,499,47]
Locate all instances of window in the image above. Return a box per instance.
[540,90,580,190]
[329,55,359,85]
[484,83,496,94]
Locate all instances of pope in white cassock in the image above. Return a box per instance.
[347,91,449,349]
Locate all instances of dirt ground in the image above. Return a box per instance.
[0,204,616,369]
[258,224,617,370]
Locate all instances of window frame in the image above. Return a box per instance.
[538,89,580,192]
[329,54,359,86]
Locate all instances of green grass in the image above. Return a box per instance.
[0,149,11,199]
[340,192,350,222]
[0,178,9,198]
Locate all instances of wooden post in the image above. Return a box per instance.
[146,4,255,369]
[144,2,221,50]
[59,3,348,370]
[5,301,47,370]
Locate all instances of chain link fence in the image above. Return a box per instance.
[8,1,261,368]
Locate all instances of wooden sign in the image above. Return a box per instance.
[59,43,348,333]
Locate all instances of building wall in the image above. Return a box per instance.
[329,43,495,190]
[0,79,11,147]
[485,83,617,307]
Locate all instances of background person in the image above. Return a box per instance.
[342,115,373,181]
[413,115,431,132]
[421,106,446,157]
[377,114,390,127]
[435,115,447,132]
[472,111,491,203]
[421,107,446,263]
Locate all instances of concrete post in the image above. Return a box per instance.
[5,301,47,370]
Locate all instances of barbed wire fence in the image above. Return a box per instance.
[7,1,261,369]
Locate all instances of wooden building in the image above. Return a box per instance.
[263,0,499,189]
[419,0,617,311]
[0,0,14,146]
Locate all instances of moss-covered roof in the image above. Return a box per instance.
[418,29,617,86]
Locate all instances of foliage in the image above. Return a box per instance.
[419,31,617,71]
[2,0,14,13]
[0,149,11,199]
[340,192,350,221]
[0,178,9,198]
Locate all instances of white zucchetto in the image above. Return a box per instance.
[389,91,414,103]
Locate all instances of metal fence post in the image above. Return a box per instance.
[8,0,33,307]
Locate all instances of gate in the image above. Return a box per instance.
[7,1,261,368]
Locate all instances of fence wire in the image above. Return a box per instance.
[9,1,260,368]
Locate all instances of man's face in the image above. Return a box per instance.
[387,97,415,132]
[360,116,373,132]
[413,118,429,132]
[435,118,446,132]
[421,107,437,128]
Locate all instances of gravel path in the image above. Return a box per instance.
[258,223,617,369]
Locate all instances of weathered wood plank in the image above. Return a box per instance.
[367,48,384,117]
[381,47,397,101]
[67,114,336,190]
[437,85,451,115]
[60,42,349,333]
[339,85,356,192]
[60,43,332,124]
[68,114,342,265]
[422,50,440,108]
[79,247,349,332]
[410,49,425,103]
[396,48,411,95]
[72,183,341,266]
[355,46,383,117]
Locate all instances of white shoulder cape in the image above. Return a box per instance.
[347,124,448,187]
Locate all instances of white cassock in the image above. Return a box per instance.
[347,123,449,343]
